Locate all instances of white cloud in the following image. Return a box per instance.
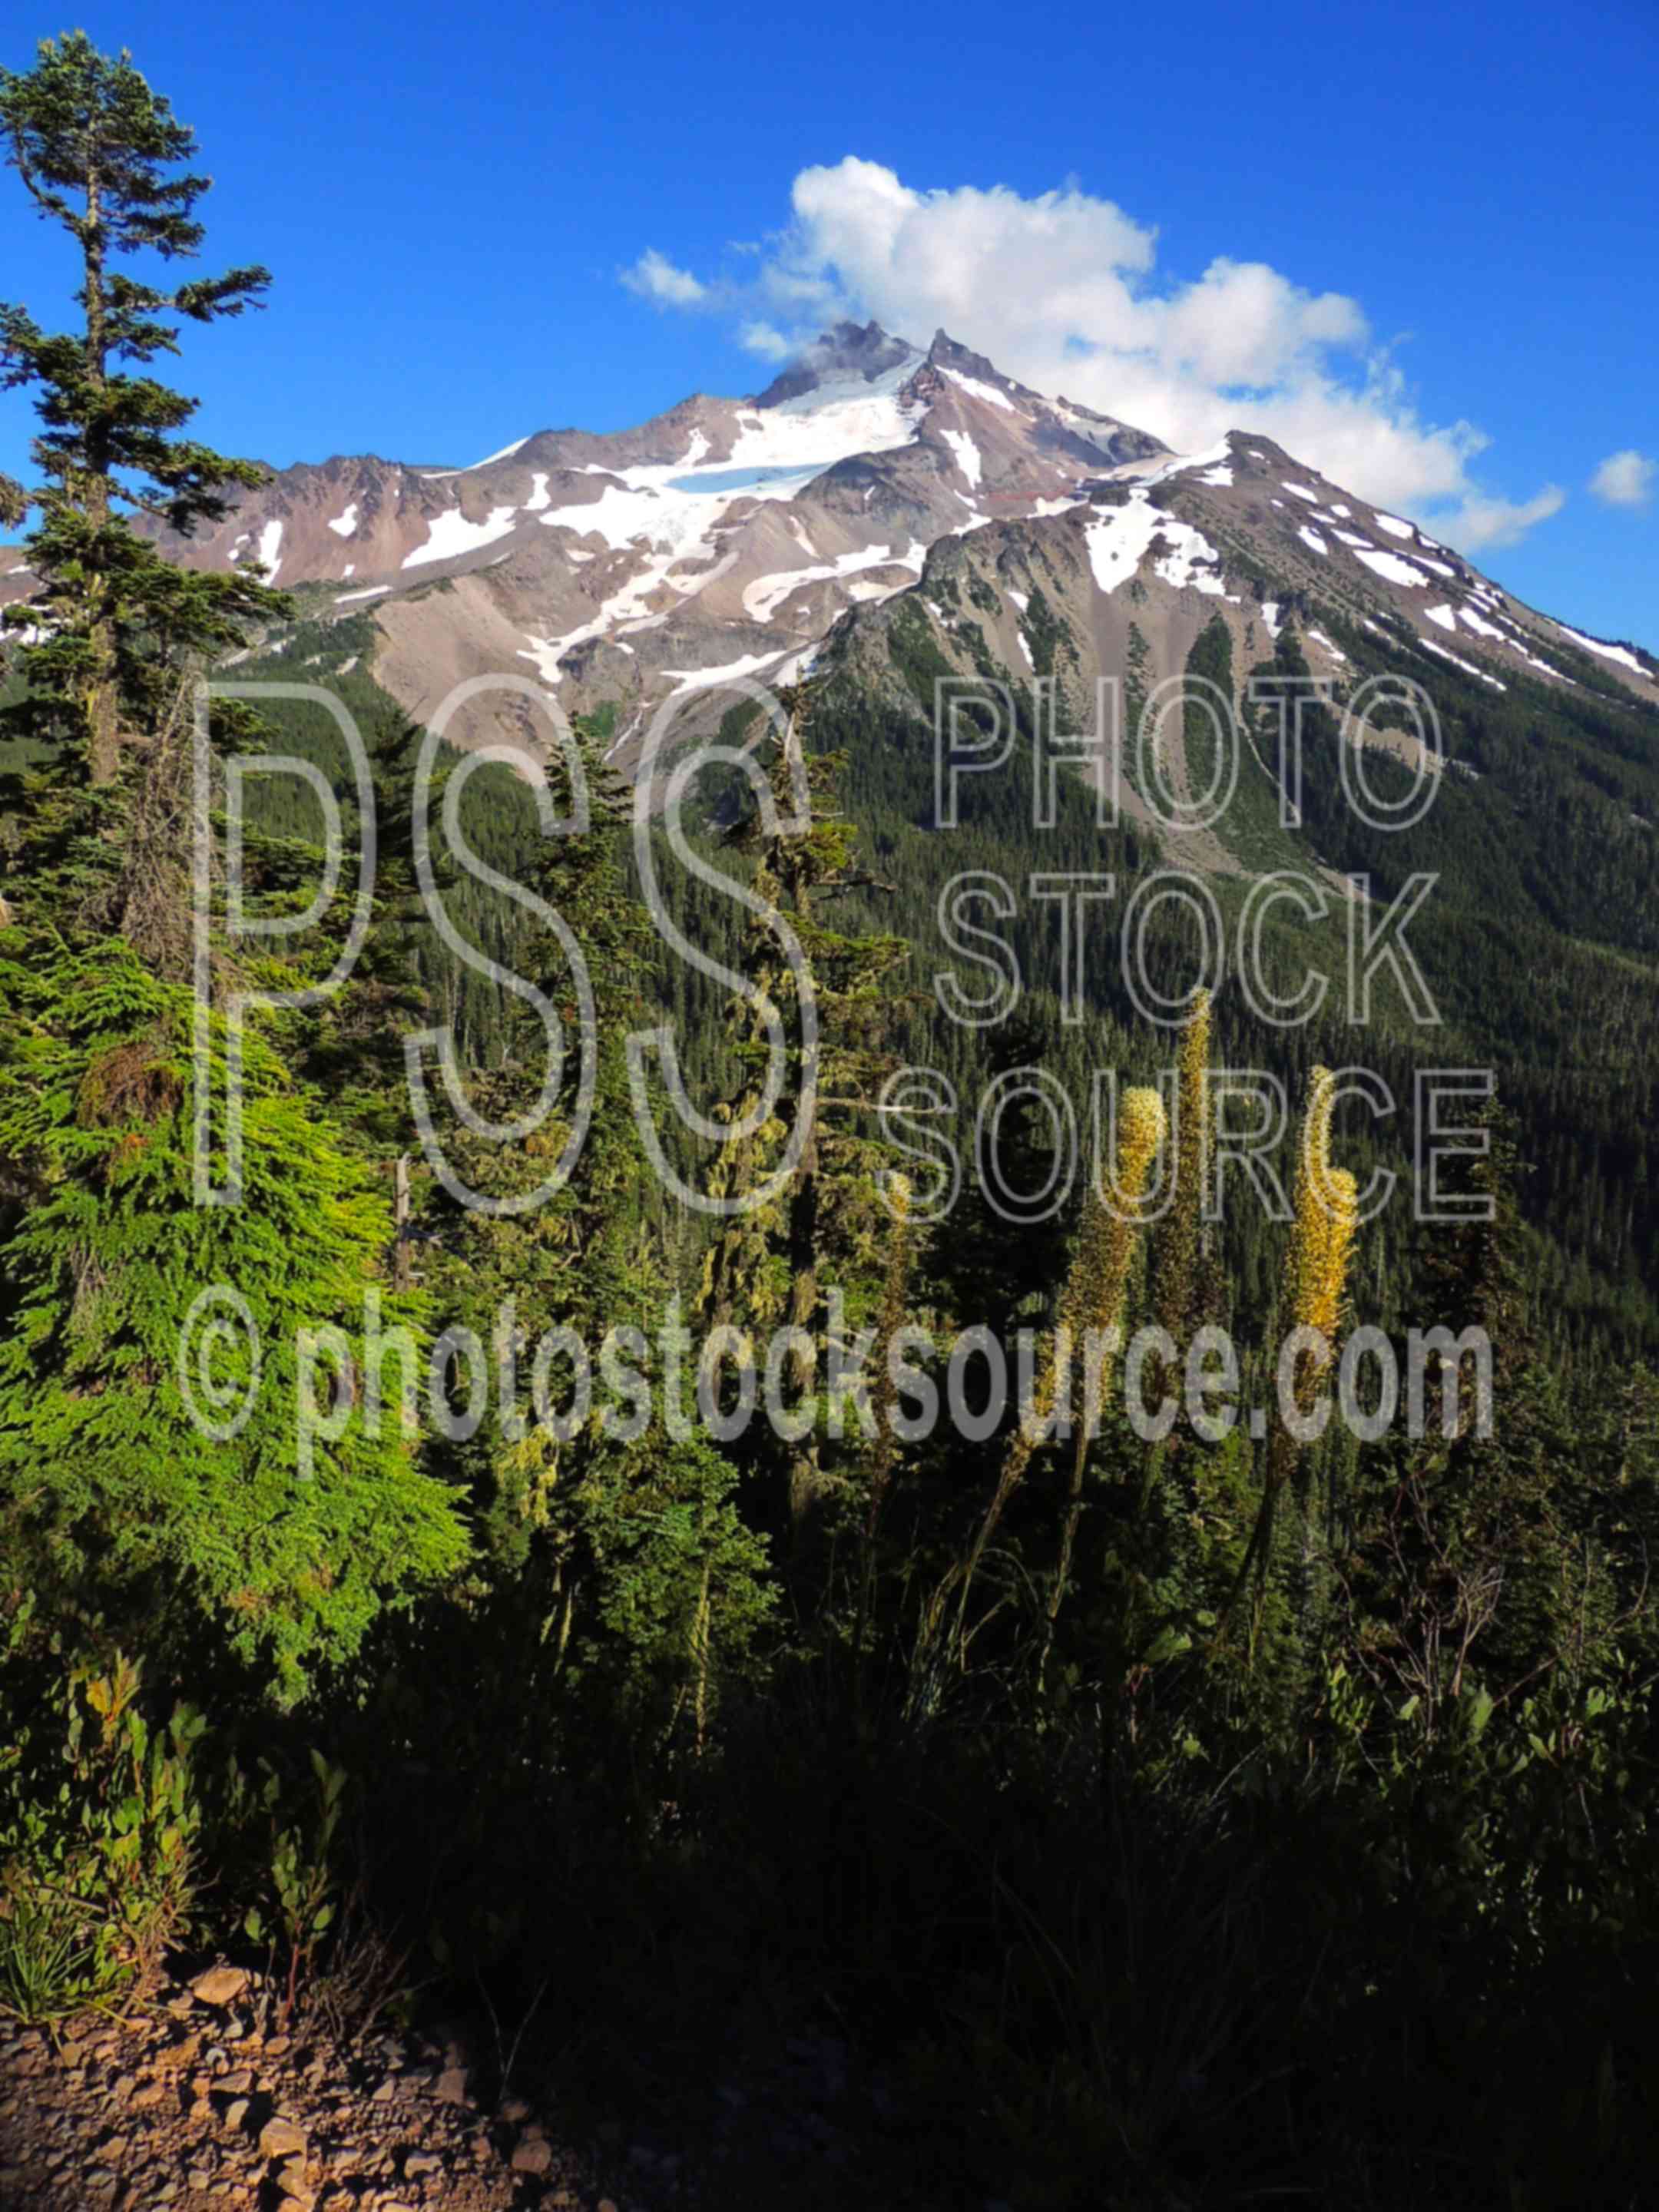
[629,157,1566,546]
[738,319,792,360]
[1443,485,1567,552]
[1590,449,1655,508]
[621,249,708,307]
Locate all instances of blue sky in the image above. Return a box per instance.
[2,0,1654,647]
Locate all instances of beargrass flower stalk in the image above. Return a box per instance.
[1294,1165,1359,1364]
[1041,1088,1169,1661]
[1154,989,1213,1352]
[1219,1066,1361,1655]
[1286,1065,1349,1356]
[955,1087,1167,1657]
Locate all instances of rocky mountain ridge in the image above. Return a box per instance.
[2,322,1654,777]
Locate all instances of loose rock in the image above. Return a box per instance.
[259,2114,308,2161]
[190,1966,250,2008]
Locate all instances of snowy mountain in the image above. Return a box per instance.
[2,322,1653,779]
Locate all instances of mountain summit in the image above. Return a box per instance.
[751,320,921,408]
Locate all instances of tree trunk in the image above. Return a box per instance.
[81,168,120,785]
[394,1154,412,1290]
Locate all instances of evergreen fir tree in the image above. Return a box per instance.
[0,31,279,795]
[0,935,469,1702]
[0,37,467,1705]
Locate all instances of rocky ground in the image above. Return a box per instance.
[0,1964,614,2212]
[0,1963,949,2212]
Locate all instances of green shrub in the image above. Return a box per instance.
[234,1745,349,2022]
[0,1652,203,2025]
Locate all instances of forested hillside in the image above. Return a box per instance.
[4,32,1659,2212]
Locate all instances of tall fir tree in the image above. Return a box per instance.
[0,36,468,1704]
[0,30,278,801]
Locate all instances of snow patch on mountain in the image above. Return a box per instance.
[942,428,982,488]
[403,506,519,568]
[518,633,581,684]
[773,643,823,688]
[1419,634,1507,690]
[715,353,926,473]
[326,505,358,538]
[939,367,1017,412]
[1353,547,1429,588]
[741,544,911,621]
[661,649,789,695]
[1085,491,1226,597]
[539,481,697,553]
[1457,605,1508,641]
[1552,622,1651,677]
[535,390,919,596]
[1154,518,1228,595]
[1503,636,1571,682]
[419,435,531,480]
[1143,439,1233,486]
[518,518,753,686]
[1085,500,1164,594]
